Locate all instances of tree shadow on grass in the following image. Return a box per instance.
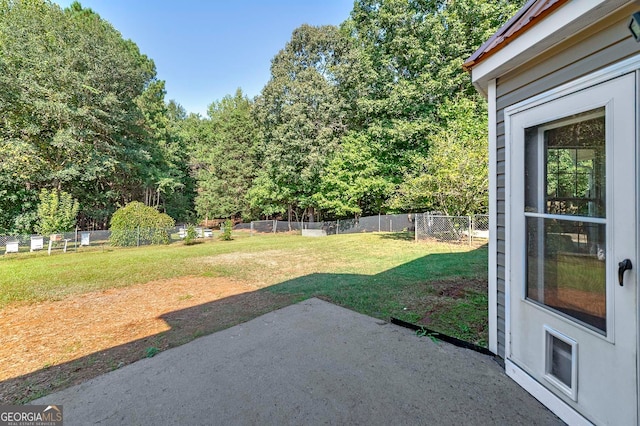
[0,246,487,404]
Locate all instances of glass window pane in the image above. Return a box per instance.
[545,112,605,217]
[525,108,605,217]
[526,217,606,333]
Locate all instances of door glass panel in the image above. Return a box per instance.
[526,218,606,331]
[524,108,607,333]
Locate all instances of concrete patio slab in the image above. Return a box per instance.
[35,298,563,425]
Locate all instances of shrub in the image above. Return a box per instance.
[36,189,80,236]
[183,224,198,245]
[219,219,233,241]
[109,202,175,246]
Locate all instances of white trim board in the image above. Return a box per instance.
[505,360,593,426]
[505,53,640,116]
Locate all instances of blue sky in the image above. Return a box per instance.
[53,1,354,116]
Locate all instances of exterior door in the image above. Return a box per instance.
[509,73,637,425]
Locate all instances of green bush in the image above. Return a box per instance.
[219,219,233,241]
[109,202,175,246]
[183,224,198,245]
[36,189,80,236]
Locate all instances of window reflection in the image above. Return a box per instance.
[545,114,605,217]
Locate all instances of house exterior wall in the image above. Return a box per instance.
[492,4,640,358]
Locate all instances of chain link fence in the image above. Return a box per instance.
[415,214,489,244]
[472,215,489,238]
[1,213,488,254]
[242,213,488,245]
[238,214,417,236]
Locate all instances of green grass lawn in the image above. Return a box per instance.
[1,232,488,343]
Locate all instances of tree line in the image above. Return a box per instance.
[0,0,524,234]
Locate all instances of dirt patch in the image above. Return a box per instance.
[430,277,486,295]
[400,278,486,314]
[0,277,297,404]
[419,278,486,321]
[430,278,484,299]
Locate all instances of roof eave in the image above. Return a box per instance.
[462,0,542,73]
[468,0,631,95]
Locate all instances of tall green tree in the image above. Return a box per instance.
[250,24,352,222]
[163,100,197,222]
[392,97,489,215]
[0,0,158,232]
[194,89,257,220]
[135,82,195,221]
[314,132,393,218]
[317,0,524,216]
